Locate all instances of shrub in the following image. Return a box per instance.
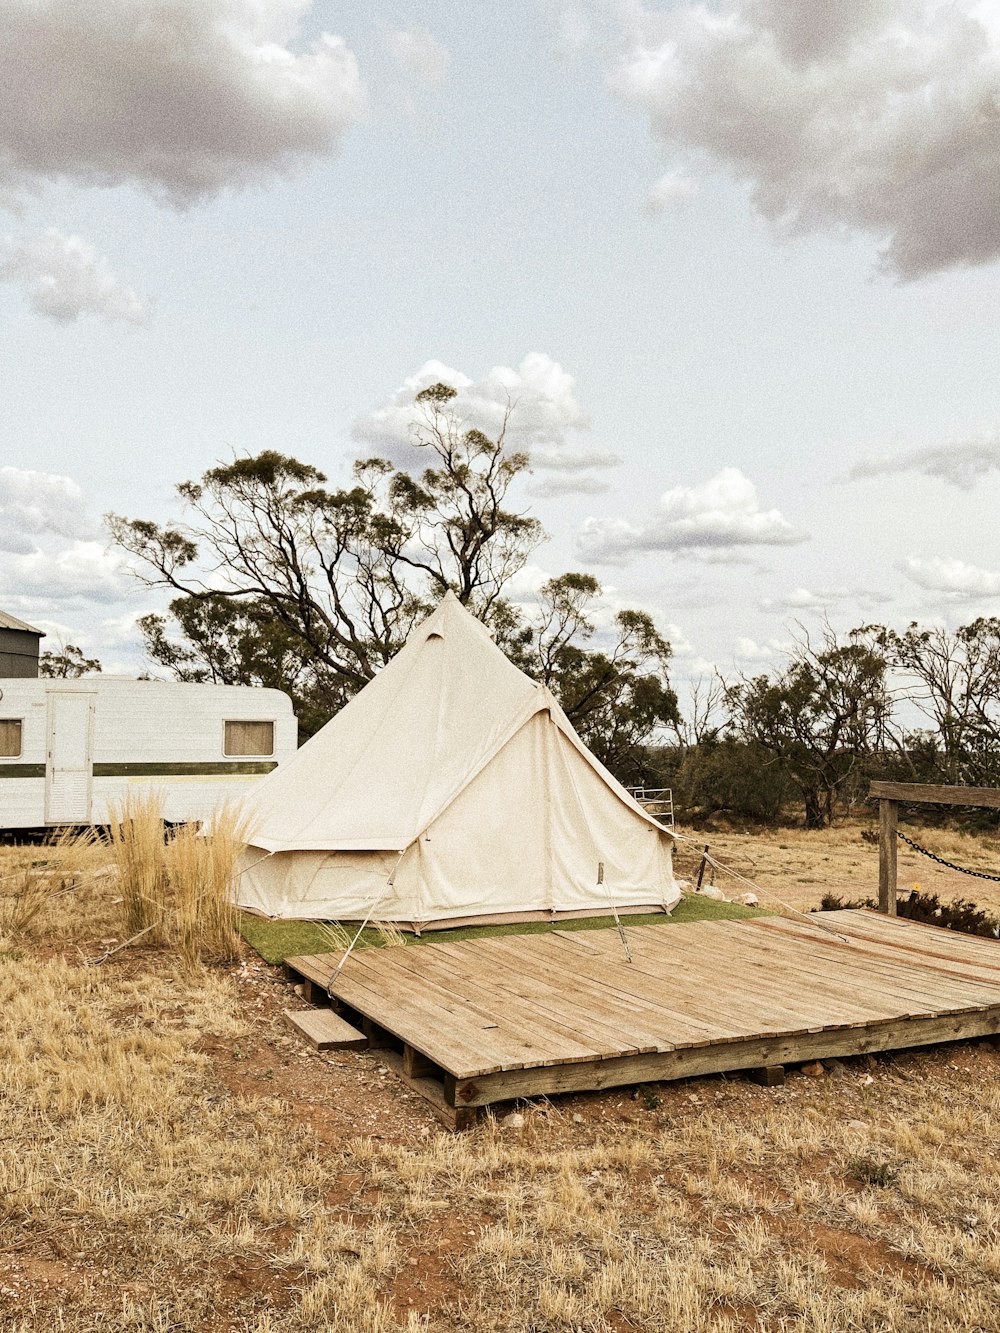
[847,1154,899,1188]
[675,739,793,824]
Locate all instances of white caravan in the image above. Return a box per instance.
[0,677,297,829]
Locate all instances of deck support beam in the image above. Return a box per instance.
[403,1044,441,1080]
[361,1017,395,1049]
[448,1007,1000,1108]
[747,1065,785,1087]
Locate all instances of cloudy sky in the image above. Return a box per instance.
[3,0,1000,697]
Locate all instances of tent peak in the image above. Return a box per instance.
[418,592,497,644]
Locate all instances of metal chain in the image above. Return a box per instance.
[896,830,1000,883]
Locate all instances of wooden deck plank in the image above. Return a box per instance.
[283,1007,367,1050]
[594,940,891,1035]
[394,933,677,1043]
[665,919,998,1019]
[479,932,810,1045]
[537,927,879,1035]
[433,937,676,1054]
[367,945,627,1067]
[446,935,739,1046]
[326,951,519,1056]
[661,916,1000,1010]
[378,1049,477,1131]
[337,950,616,1073]
[511,932,842,1040]
[746,916,1000,1003]
[324,964,514,1075]
[628,926,926,1027]
[537,928,848,1031]
[451,1004,1000,1109]
[747,913,1000,992]
[658,917,1000,1038]
[826,909,1000,971]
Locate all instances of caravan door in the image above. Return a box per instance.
[45,691,95,823]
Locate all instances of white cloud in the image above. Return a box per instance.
[663,620,693,657]
[528,473,612,499]
[735,636,777,662]
[353,354,615,490]
[849,435,1000,489]
[388,26,449,86]
[759,584,894,612]
[903,555,1000,598]
[498,560,686,655]
[527,444,621,496]
[0,466,96,553]
[577,466,806,563]
[0,468,155,670]
[768,586,844,610]
[0,468,144,659]
[0,230,148,323]
[645,170,698,214]
[5,541,130,605]
[614,0,1000,278]
[531,446,621,471]
[0,0,364,207]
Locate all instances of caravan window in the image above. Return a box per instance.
[0,720,22,758]
[224,720,274,757]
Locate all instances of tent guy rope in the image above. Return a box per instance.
[324,848,408,996]
[671,831,850,943]
[598,859,633,963]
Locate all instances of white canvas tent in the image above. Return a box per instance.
[234,593,679,929]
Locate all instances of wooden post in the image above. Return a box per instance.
[695,844,709,893]
[878,798,898,916]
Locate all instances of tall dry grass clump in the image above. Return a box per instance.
[0,827,106,946]
[167,805,247,969]
[107,794,248,967]
[0,864,53,944]
[108,791,169,937]
[314,920,409,956]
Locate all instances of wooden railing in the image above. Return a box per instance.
[869,781,1000,914]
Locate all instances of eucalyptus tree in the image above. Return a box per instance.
[728,626,891,827]
[865,619,1000,785]
[108,384,543,724]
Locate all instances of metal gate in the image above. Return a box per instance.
[45,691,95,823]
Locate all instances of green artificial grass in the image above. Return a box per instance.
[239,894,768,966]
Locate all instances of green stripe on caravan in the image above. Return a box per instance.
[0,762,277,779]
[93,762,278,777]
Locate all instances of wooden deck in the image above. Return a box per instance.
[285,910,1000,1128]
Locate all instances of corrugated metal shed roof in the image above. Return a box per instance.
[0,610,44,635]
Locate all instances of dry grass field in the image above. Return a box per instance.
[4,820,1000,1331]
[673,819,1000,917]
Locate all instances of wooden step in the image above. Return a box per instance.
[283,1008,368,1051]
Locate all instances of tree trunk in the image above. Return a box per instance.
[803,788,826,829]
[821,787,834,825]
